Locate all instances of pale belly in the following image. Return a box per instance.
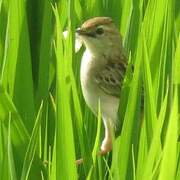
[80,50,119,126]
[81,84,119,124]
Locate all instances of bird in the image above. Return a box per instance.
[76,17,127,155]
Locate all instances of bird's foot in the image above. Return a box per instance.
[99,138,112,155]
[76,138,112,165]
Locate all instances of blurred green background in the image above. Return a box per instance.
[0,0,179,179]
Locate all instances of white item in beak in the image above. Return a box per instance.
[63,30,82,53]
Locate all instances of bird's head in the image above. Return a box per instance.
[76,17,123,56]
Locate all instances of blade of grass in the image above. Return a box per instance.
[142,87,168,179]
[92,101,102,164]
[158,87,179,180]
[174,34,180,84]
[0,86,46,179]
[7,113,17,180]
[87,101,102,180]
[118,32,143,180]
[142,31,157,144]
[36,0,52,106]
[53,5,77,179]
[21,102,44,180]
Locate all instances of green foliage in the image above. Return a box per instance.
[0,0,179,179]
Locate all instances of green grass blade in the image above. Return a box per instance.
[53,5,77,179]
[21,102,44,180]
[118,33,142,180]
[92,101,101,165]
[36,0,52,106]
[7,113,17,180]
[158,87,179,180]
[0,86,46,179]
[142,88,168,179]
[174,34,180,84]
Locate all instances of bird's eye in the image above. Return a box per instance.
[96,27,104,35]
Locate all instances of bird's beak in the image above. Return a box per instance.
[76,28,96,38]
[76,28,87,35]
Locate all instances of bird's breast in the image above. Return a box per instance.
[80,50,119,124]
[80,50,99,113]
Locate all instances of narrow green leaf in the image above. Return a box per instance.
[21,102,43,180]
[158,87,179,180]
[174,35,180,84]
[53,5,77,179]
[7,113,17,180]
[118,32,142,180]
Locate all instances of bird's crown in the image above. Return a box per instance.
[81,17,113,29]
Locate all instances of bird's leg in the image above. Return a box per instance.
[76,119,113,165]
[99,119,113,155]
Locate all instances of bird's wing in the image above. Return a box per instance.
[94,60,127,97]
